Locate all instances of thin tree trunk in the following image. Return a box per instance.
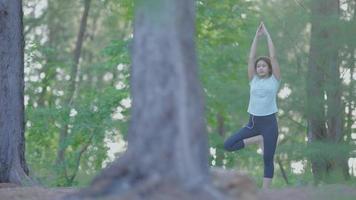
[55,0,91,185]
[345,49,354,144]
[307,0,329,184]
[276,156,289,185]
[66,133,94,185]
[323,0,350,181]
[0,0,31,185]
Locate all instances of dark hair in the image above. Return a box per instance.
[254,56,272,76]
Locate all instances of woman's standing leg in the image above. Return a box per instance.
[261,115,279,189]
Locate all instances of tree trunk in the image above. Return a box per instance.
[69,0,224,199]
[276,156,289,185]
[307,0,350,184]
[345,49,354,144]
[55,0,91,185]
[307,0,329,184]
[0,0,31,185]
[323,0,350,182]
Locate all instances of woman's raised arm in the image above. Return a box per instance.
[248,23,263,81]
[262,23,281,80]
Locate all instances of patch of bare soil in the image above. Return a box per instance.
[257,184,356,200]
[0,186,76,200]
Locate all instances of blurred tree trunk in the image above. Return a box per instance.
[307,0,349,184]
[70,0,223,199]
[55,0,91,186]
[0,0,31,185]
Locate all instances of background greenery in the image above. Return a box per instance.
[23,0,356,188]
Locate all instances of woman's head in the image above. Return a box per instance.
[254,56,272,77]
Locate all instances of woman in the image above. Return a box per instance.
[223,22,281,189]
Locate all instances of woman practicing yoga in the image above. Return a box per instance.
[224,22,281,189]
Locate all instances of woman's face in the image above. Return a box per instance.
[255,60,270,77]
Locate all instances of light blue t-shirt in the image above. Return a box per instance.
[247,74,280,116]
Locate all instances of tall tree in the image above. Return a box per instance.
[307,0,349,184]
[0,0,30,184]
[55,0,92,185]
[70,0,223,199]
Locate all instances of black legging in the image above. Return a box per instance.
[223,113,279,178]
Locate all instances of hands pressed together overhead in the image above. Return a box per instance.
[249,21,280,80]
[255,22,270,38]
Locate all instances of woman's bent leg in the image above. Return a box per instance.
[223,126,259,152]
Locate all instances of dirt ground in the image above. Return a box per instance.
[0,187,74,200]
[257,184,356,200]
[0,184,355,200]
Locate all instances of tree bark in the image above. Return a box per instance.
[323,0,350,181]
[0,0,31,184]
[307,0,329,184]
[307,0,350,184]
[68,0,224,199]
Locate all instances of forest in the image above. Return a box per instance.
[0,0,355,199]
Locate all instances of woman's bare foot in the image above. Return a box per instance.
[243,135,264,152]
[262,177,272,189]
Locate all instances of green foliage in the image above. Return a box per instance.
[24,0,132,186]
[23,0,356,189]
